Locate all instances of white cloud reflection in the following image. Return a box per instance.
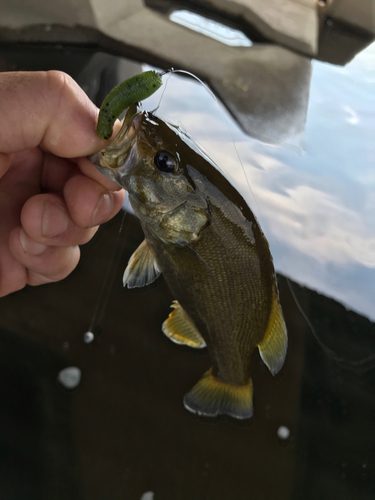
[142,43,375,320]
[342,105,360,125]
[169,10,252,47]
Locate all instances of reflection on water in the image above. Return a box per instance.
[57,367,81,390]
[0,39,374,500]
[170,10,252,47]
[143,42,375,321]
[140,492,154,500]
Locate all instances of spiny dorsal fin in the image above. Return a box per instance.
[183,368,253,420]
[258,285,288,375]
[162,301,206,349]
[123,239,160,288]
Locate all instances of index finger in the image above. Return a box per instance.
[0,70,120,190]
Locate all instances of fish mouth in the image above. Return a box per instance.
[88,105,142,187]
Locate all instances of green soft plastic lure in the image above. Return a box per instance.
[96,70,163,140]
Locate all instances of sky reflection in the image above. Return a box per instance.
[142,42,375,321]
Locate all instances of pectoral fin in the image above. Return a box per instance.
[123,239,160,288]
[258,286,288,375]
[162,301,206,349]
[183,368,253,419]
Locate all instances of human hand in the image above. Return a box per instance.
[0,71,125,297]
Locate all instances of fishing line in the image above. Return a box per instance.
[85,209,129,341]
[85,69,174,342]
[152,68,174,113]
[168,70,368,371]
[159,69,268,284]
[286,277,375,372]
[170,69,264,225]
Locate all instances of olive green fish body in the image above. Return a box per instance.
[90,109,287,419]
[144,183,274,387]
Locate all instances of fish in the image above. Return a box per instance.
[89,104,287,419]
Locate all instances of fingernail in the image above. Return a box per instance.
[43,201,69,237]
[20,229,47,255]
[92,193,114,226]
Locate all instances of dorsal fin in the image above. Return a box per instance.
[123,239,161,288]
[258,284,288,375]
[162,301,206,349]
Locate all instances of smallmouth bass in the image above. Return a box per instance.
[90,105,287,419]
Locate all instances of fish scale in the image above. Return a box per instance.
[147,199,271,386]
[91,106,287,419]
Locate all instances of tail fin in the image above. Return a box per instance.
[183,369,253,420]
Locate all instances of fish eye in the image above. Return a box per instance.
[154,150,177,173]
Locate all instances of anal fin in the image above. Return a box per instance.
[183,368,253,419]
[258,285,288,375]
[162,301,206,349]
[123,239,160,288]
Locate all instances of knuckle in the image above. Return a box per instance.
[23,246,80,283]
[46,70,72,92]
[77,227,97,245]
[46,70,77,107]
[50,246,80,280]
